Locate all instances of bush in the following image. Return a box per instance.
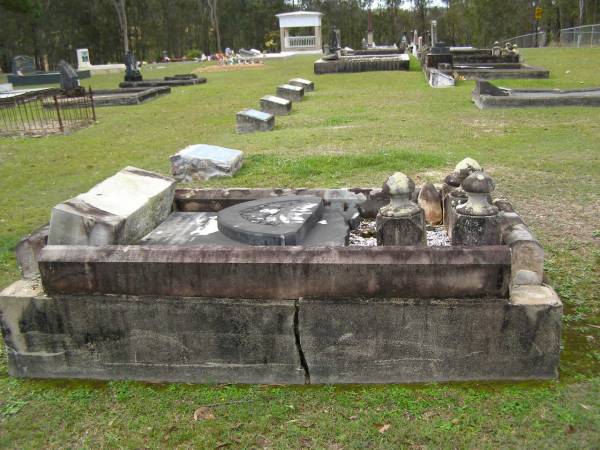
[185,49,202,59]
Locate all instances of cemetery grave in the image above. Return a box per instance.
[7,55,91,86]
[0,157,561,384]
[472,80,600,109]
[119,51,207,88]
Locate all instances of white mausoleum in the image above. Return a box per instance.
[276,11,323,53]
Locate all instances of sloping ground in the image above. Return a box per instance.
[0,48,599,448]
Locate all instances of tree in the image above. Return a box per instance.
[207,0,221,52]
[110,0,129,53]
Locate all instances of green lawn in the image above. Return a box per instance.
[1,48,599,448]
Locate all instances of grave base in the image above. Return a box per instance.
[0,280,561,384]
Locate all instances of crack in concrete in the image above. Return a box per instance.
[294,299,310,384]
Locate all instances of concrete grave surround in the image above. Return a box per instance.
[473,80,600,109]
[0,168,563,384]
[260,95,292,116]
[92,87,171,106]
[119,77,206,88]
[47,166,176,246]
[236,109,274,133]
[170,144,244,181]
[276,84,304,102]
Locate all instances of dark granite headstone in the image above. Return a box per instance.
[330,26,341,52]
[12,55,36,74]
[57,60,80,92]
[124,51,143,82]
[217,196,324,245]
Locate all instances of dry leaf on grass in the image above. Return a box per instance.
[378,423,391,433]
[193,406,216,421]
[256,436,272,448]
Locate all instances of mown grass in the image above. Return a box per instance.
[0,48,599,448]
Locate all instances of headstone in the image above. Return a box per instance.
[48,166,176,246]
[418,182,442,225]
[451,171,501,246]
[288,78,314,92]
[236,109,274,133]
[76,48,92,69]
[330,26,341,52]
[170,144,244,181]
[430,20,438,46]
[260,95,291,116]
[12,55,36,74]
[124,51,143,82]
[217,196,325,245]
[376,172,425,246]
[0,83,13,93]
[57,60,80,92]
[276,84,304,102]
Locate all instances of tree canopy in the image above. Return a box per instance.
[1,0,599,72]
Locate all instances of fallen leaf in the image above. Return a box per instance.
[566,424,575,434]
[193,407,216,421]
[256,436,272,448]
[378,423,391,433]
[349,415,358,421]
[580,404,592,410]
[215,442,230,449]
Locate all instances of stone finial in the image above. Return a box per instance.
[444,173,460,188]
[456,171,498,216]
[379,172,420,217]
[453,157,482,182]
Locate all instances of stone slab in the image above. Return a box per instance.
[276,84,304,102]
[7,70,91,86]
[314,54,410,74]
[119,77,206,88]
[217,196,324,245]
[170,144,243,181]
[138,210,348,247]
[288,78,314,92]
[260,95,292,116]
[38,245,511,299]
[91,87,171,106]
[0,280,304,384]
[473,80,600,109]
[47,167,176,246]
[452,63,549,80]
[298,295,561,383]
[236,109,274,133]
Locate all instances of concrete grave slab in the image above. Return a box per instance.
[276,84,304,102]
[236,109,274,133]
[170,144,244,181]
[47,167,176,246]
[288,78,314,91]
[260,95,292,116]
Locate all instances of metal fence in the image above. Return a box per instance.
[0,87,95,137]
[286,36,316,48]
[560,24,600,47]
[499,31,547,48]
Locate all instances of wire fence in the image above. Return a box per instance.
[560,24,600,47]
[0,87,96,137]
[499,32,547,48]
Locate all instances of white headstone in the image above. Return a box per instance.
[76,48,92,69]
[170,144,244,181]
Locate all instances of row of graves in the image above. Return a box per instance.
[0,52,206,137]
[236,78,314,133]
[314,27,410,74]
[0,150,562,384]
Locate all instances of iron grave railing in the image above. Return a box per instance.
[0,87,96,137]
[286,36,317,48]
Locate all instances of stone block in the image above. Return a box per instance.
[288,78,314,92]
[170,144,243,181]
[0,280,304,384]
[276,84,304,102]
[260,95,291,116]
[298,295,561,383]
[236,109,274,133]
[47,167,176,246]
[376,210,425,246]
[451,213,501,246]
[15,224,49,279]
[502,223,544,285]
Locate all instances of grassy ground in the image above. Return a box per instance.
[0,48,599,448]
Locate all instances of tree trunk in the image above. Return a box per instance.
[111,0,129,53]
[207,0,221,53]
